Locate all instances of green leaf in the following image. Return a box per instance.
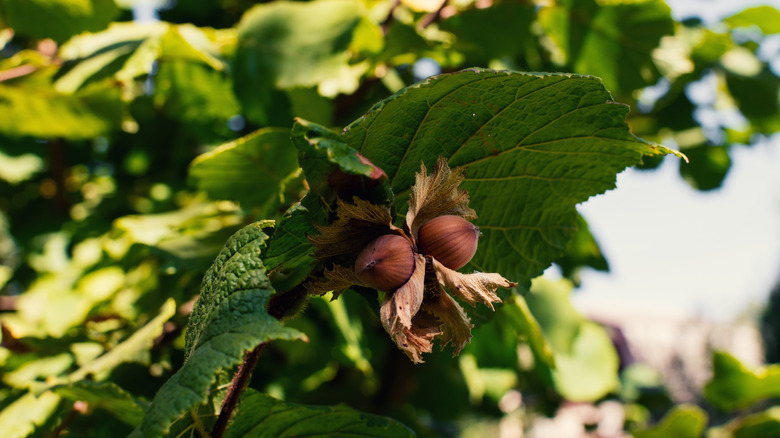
[727,406,780,438]
[292,118,391,205]
[263,194,324,274]
[223,389,414,438]
[153,61,240,139]
[343,69,679,285]
[704,351,780,411]
[0,391,61,438]
[538,0,674,95]
[111,201,244,264]
[0,79,122,140]
[678,144,731,191]
[3,266,126,338]
[439,3,536,66]
[554,214,609,284]
[53,381,146,427]
[56,22,228,92]
[526,277,619,401]
[0,0,119,43]
[0,149,45,184]
[132,223,306,437]
[500,293,555,368]
[189,129,300,211]
[234,0,375,124]
[725,6,780,34]
[633,405,707,438]
[725,67,780,134]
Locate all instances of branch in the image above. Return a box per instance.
[381,0,401,36]
[419,0,449,29]
[211,343,267,438]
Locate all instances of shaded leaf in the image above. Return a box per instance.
[554,214,608,284]
[292,118,390,205]
[538,0,674,96]
[678,143,731,191]
[53,381,146,427]
[439,3,535,66]
[263,194,325,273]
[189,129,299,211]
[343,69,680,287]
[704,351,780,411]
[0,0,119,43]
[224,389,415,438]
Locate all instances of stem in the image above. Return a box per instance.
[211,343,267,438]
[381,0,401,35]
[419,0,449,29]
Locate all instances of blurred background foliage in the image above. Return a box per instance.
[0,0,779,437]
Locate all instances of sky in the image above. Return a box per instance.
[570,2,780,322]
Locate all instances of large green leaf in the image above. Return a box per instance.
[234,0,377,124]
[224,389,414,438]
[343,68,678,289]
[538,0,674,96]
[189,129,300,211]
[0,0,119,43]
[633,405,707,438]
[132,223,306,437]
[704,351,780,411]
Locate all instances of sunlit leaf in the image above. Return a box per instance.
[704,351,780,411]
[633,404,707,438]
[68,299,176,382]
[0,391,61,438]
[725,6,780,34]
[0,79,122,140]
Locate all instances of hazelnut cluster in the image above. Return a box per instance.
[306,157,516,363]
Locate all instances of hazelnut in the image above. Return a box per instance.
[355,234,416,291]
[417,215,479,270]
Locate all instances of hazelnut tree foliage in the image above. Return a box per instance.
[0,1,779,437]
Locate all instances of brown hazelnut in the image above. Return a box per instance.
[417,215,479,270]
[354,234,415,291]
